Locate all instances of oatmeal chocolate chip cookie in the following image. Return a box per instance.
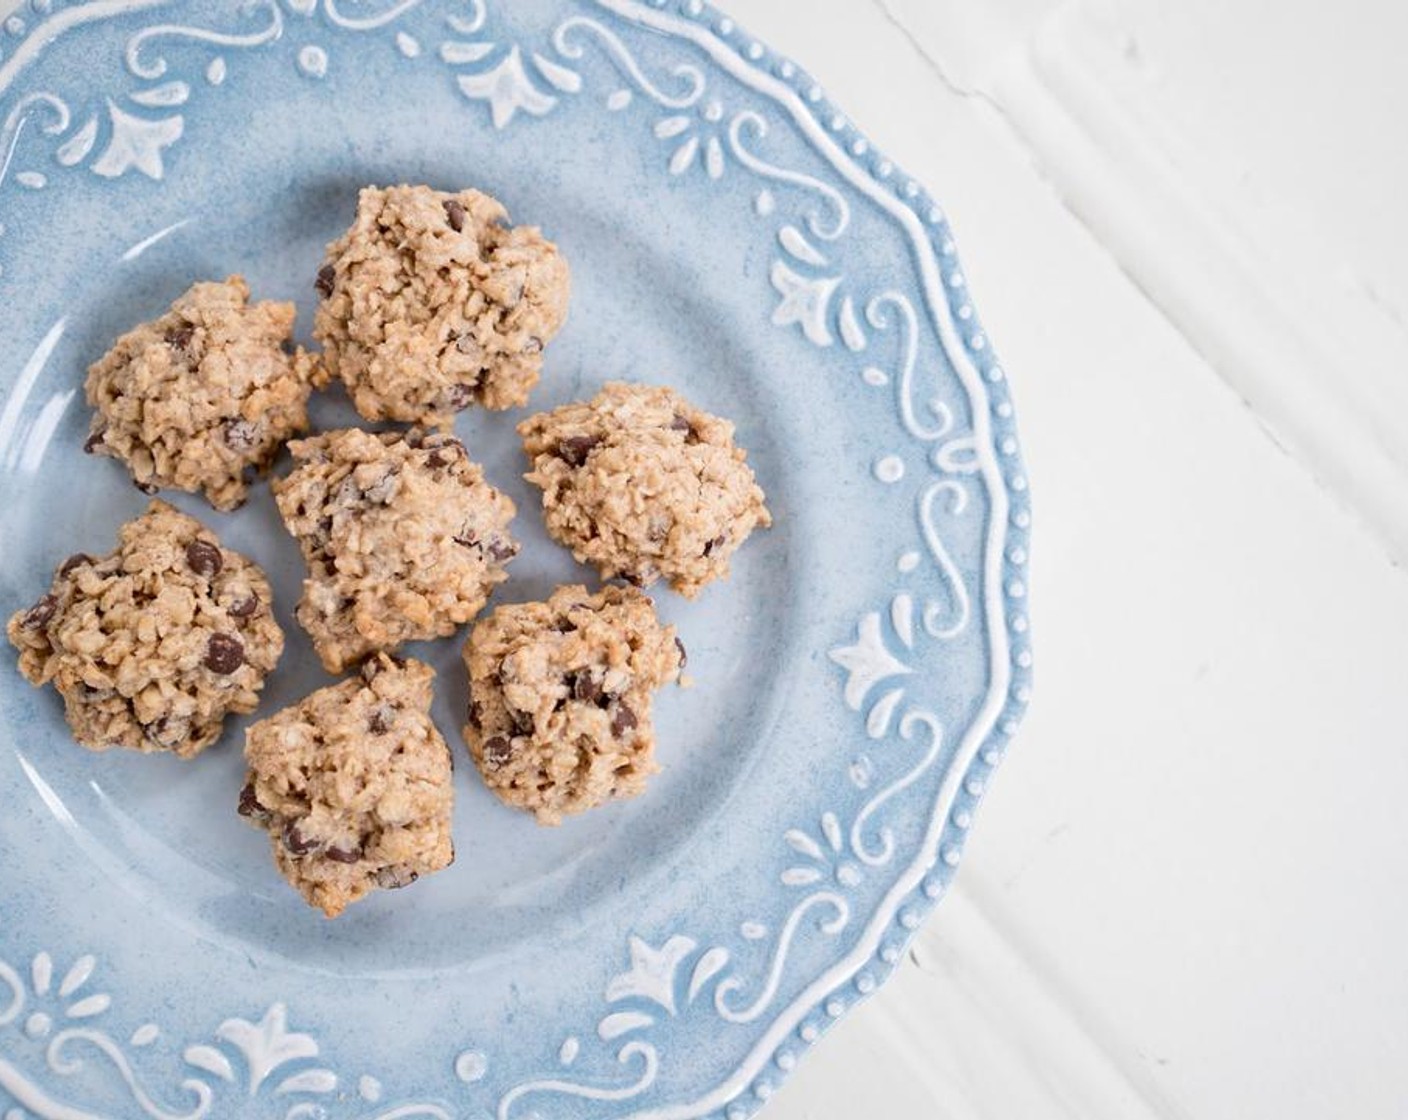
[519,382,772,597]
[240,654,455,918]
[6,500,284,758]
[273,427,519,674]
[313,185,570,427]
[84,276,321,511]
[463,584,684,825]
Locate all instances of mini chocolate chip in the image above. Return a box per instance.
[569,671,603,705]
[443,198,466,232]
[611,704,638,736]
[483,736,512,766]
[466,700,483,729]
[674,636,687,670]
[22,594,57,630]
[361,653,405,683]
[703,534,727,558]
[204,633,245,674]
[224,419,259,452]
[487,538,517,562]
[375,865,420,890]
[427,451,447,469]
[522,336,543,354]
[282,820,319,856]
[557,435,600,468]
[237,782,266,819]
[142,717,183,748]
[315,264,336,299]
[59,554,93,577]
[164,324,194,350]
[134,478,159,495]
[83,428,106,454]
[669,414,691,433]
[229,593,260,619]
[186,539,223,578]
[445,383,476,411]
[368,705,394,735]
[325,843,363,864]
[509,707,534,736]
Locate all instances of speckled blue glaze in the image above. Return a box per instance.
[0,2,1032,1117]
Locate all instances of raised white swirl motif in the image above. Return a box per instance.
[125,0,285,80]
[849,711,947,867]
[729,110,850,240]
[919,480,972,640]
[552,17,704,108]
[497,1041,659,1120]
[867,291,954,442]
[0,962,21,1027]
[713,892,850,1024]
[48,1028,214,1120]
[321,0,429,31]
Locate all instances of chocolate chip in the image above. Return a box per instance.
[487,538,517,562]
[134,478,159,495]
[375,865,420,890]
[509,707,534,736]
[522,336,543,354]
[83,428,106,454]
[282,820,319,856]
[142,718,171,746]
[445,383,476,411]
[443,198,466,232]
[186,539,223,578]
[22,595,57,630]
[569,671,603,705]
[360,653,405,683]
[703,534,727,558]
[315,264,336,299]
[611,704,638,736]
[483,736,512,766]
[164,324,194,350]
[229,593,260,619]
[466,700,484,729]
[368,705,394,735]
[557,435,600,468]
[224,419,259,452]
[669,414,691,433]
[326,842,364,864]
[204,633,245,674]
[426,451,447,469]
[674,636,687,670]
[59,554,93,577]
[237,782,266,820]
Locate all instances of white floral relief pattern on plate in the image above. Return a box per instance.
[0,1,1032,1118]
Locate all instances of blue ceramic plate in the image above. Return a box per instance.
[0,2,1032,1117]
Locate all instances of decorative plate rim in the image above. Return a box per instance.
[0,2,1034,1117]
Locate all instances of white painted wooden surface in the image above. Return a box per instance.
[726,2,1408,1118]
[4,1,1404,1116]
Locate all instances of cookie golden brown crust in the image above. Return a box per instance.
[6,500,284,758]
[463,584,683,825]
[519,382,771,597]
[84,276,320,511]
[240,654,454,918]
[313,185,570,427]
[273,427,519,674]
